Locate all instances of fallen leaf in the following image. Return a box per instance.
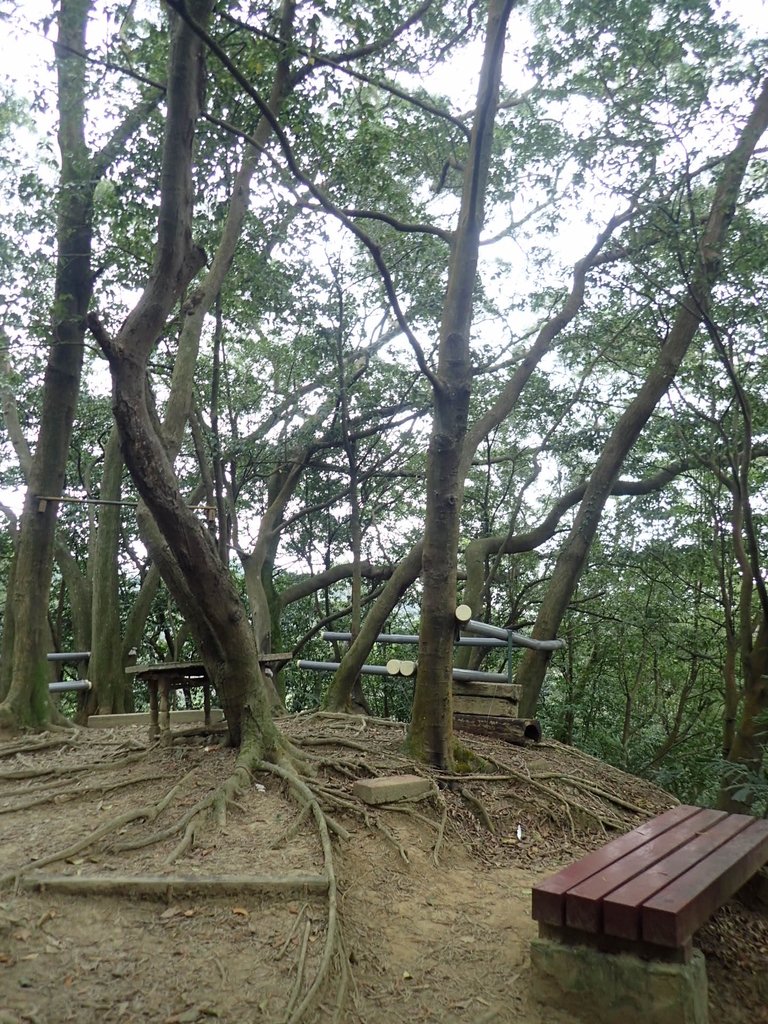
[160,907,181,920]
[164,1007,205,1023]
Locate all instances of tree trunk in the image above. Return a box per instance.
[91,0,281,752]
[719,618,768,812]
[517,78,768,718]
[408,0,515,768]
[88,428,127,714]
[0,0,95,729]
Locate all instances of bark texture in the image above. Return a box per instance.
[407,0,516,768]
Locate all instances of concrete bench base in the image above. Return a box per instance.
[529,937,708,1024]
[87,709,225,729]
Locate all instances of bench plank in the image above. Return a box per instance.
[531,804,701,927]
[565,808,725,933]
[641,818,768,947]
[602,812,754,940]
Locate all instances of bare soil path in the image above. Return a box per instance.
[0,716,765,1024]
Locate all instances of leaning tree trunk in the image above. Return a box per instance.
[516,77,768,719]
[91,0,279,752]
[719,617,768,813]
[407,0,515,768]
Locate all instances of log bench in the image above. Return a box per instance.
[530,804,768,1024]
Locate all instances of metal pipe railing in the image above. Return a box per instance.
[322,631,506,649]
[48,680,91,693]
[464,619,564,652]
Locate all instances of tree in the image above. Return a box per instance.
[0,0,157,730]
[516,77,768,716]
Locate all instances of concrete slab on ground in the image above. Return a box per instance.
[352,774,432,805]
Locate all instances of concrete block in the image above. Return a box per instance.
[87,709,225,728]
[529,937,708,1024]
[352,774,432,805]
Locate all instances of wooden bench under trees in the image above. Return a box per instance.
[532,804,768,961]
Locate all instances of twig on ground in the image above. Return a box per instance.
[0,772,165,815]
[0,736,75,759]
[0,750,149,781]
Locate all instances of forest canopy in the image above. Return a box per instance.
[0,0,767,811]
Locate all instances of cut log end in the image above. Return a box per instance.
[455,604,473,624]
[453,713,542,745]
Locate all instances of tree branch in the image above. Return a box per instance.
[165,0,439,386]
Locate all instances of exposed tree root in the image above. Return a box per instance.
[455,786,495,833]
[487,754,622,832]
[0,726,356,1023]
[368,782,449,865]
[0,750,149,781]
[297,736,369,753]
[300,711,407,731]
[276,902,312,959]
[0,770,198,888]
[0,771,165,815]
[17,871,329,897]
[534,772,649,814]
[270,804,313,849]
[439,754,624,835]
[309,756,381,780]
[258,759,351,1024]
[0,735,75,759]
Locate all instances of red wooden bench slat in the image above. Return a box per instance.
[564,808,725,932]
[531,804,701,926]
[602,812,754,940]
[641,818,768,947]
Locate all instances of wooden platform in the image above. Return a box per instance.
[532,804,768,958]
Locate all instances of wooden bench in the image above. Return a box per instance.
[532,804,768,963]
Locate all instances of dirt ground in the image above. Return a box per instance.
[0,714,766,1024]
